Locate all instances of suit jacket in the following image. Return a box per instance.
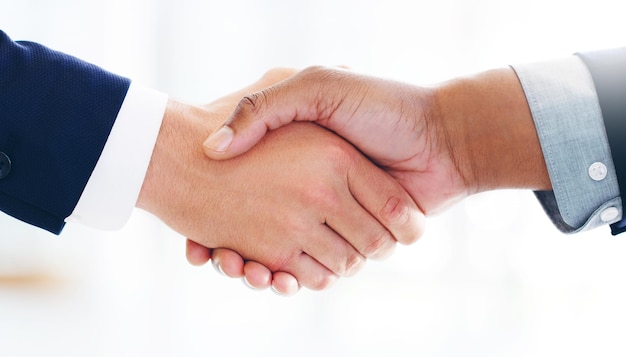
[0,30,130,234]
[578,48,626,234]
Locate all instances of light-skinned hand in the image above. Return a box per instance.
[137,69,425,294]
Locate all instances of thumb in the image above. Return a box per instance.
[203,68,329,160]
[202,88,310,160]
[202,111,270,160]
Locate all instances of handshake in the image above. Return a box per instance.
[138,66,551,295]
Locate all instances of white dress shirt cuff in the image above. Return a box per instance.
[65,82,168,230]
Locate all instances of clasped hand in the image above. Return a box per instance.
[137,68,425,296]
[186,65,550,294]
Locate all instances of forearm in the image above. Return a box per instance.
[432,67,552,193]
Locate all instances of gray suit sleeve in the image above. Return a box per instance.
[577,48,626,235]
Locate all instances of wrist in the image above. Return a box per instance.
[136,99,218,216]
[433,67,551,193]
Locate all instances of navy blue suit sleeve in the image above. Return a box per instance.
[0,30,131,234]
[577,48,626,235]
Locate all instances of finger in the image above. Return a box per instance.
[186,239,211,266]
[211,248,245,278]
[203,69,325,160]
[271,272,300,296]
[348,159,426,246]
[323,193,397,260]
[241,261,272,290]
[302,224,366,277]
[280,252,338,291]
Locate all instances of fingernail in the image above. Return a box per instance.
[242,276,258,290]
[212,258,225,276]
[270,285,283,296]
[203,126,233,153]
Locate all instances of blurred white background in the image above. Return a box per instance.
[1,0,625,356]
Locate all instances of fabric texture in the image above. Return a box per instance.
[512,56,621,233]
[0,30,130,233]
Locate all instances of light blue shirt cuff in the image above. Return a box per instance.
[512,56,622,233]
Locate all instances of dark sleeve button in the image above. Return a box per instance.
[0,152,12,179]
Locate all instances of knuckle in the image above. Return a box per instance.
[342,252,365,276]
[238,92,263,112]
[235,89,272,117]
[307,273,337,291]
[321,140,357,170]
[381,196,425,245]
[300,65,349,85]
[300,65,330,78]
[299,66,342,89]
[381,196,411,226]
[290,66,349,123]
[362,230,395,259]
[306,181,342,211]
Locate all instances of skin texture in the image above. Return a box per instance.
[135,69,425,292]
[199,66,552,291]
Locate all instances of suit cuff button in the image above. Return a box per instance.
[0,152,12,179]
